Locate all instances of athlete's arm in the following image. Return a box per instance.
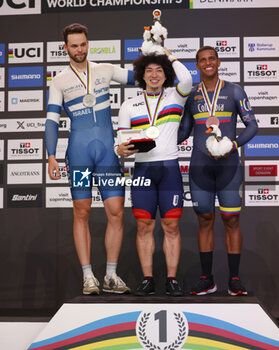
[178,95,194,144]
[233,85,258,149]
[45,81,63,180]
[116,99,138,157]
[111,65,135,85]
[170,56,192,97]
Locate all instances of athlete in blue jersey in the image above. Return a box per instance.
[45,23,134,295]
[178,46,258,296]
[117,49,192,296]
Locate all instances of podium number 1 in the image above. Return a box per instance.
[155,310,167,342]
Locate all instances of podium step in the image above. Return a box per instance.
[28,295,279,350]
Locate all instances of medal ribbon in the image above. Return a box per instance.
[70,61,91,94]
[143,91,163,126]
[201,79,222,117]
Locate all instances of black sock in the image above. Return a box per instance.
[200,251,213,276]
[228,253,241,279]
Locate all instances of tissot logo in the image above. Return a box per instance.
[178,137,193,157]
[244,62,279,82]
[245,185,279,206]
[46,162,68,184]
[7,187,42,208]
[0,0,40,15]
[8,43,43,63]
[8,139,42,160]
[204,37,239,58]
[47,42,68,62]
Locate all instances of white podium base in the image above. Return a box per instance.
[28,297,279,350]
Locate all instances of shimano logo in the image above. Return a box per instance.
[248,143,278,149]
[11,74,41,80]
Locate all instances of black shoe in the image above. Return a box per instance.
[228,277,248,296]
[135,278,155,296]
[166,278,184,296]
[190,275,217,295]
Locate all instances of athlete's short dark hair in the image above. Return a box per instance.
[196,46,219,62]
[133,54,175,90]
[62,23,88,44]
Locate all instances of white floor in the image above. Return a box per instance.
[0,322,47,350]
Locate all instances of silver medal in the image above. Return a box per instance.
[83,94,96,107]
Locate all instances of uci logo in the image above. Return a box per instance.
[0,0,35,9]
[12,47,41,58]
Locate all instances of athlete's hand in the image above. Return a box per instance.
[48,155,61,180]
[117,142,138,157]
[163,47,172,57]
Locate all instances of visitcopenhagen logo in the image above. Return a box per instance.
[0,0,41,16]
[8,66,43,87]
[164,38,199,59]
[46,187,73,208]
[218,62,240,83]
[8,42,43,63]
[244,85,279,107]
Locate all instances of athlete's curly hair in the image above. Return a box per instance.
[62,23,88,44]
[133,54,175,90]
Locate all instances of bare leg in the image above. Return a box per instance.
[73,198,92,266]
[197,213,215,252]
[136,219,156,276]
[161,218,181,277]
[103,196,124,263]
[221,214,242,253]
